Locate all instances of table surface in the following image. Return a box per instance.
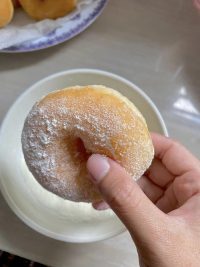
[1,1,200,266]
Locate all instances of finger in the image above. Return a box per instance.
[137,176,164,203]
[87,154,167,244]
[173,170,200,205]
[155,169,200,213]
[92,201,110,210]
[145,158,174,188]
[168,170,200,217]
[156,183,178,213]
[151,133,200,176]
[138,255,146,267]
[194,0,200,10]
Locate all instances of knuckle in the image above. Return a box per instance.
[171,138,182,147]
[173,177,188,194]
[106,180,142,212]
[173,173,200,203]
[168,139,181,152]
[171,138,180,145]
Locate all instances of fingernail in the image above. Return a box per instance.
[92,201,110,211]
[87,154,110,182]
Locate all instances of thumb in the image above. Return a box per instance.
[87,154,167,243]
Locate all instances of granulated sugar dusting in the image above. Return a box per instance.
[21,85,154,202]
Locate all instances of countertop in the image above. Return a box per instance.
[0,1,200,266]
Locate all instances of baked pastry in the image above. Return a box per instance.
[21,85,154,202]
[19,0,76,20]
[0,0,14,28]
[12,0,20,8]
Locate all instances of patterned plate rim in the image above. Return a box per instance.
[1,0,108,53]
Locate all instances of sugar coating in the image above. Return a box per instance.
[21,85,154,202]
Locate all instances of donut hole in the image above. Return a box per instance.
[74,137,91,161]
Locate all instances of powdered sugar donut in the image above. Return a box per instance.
[21,85,154,202]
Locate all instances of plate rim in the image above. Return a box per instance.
[1,0,108,53]
[0,68,168,243]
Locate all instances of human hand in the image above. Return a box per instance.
[87,133,200,267]
[194,0,200,10]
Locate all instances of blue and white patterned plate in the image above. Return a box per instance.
[1,0,108,53]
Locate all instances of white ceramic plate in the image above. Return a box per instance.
[1,0,108,52]
[0,69,168,243]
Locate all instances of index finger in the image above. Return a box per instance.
[151,133,200,176]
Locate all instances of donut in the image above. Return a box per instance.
[19,0,76,20]
[0,0,14,28]
[12,0,20,8]
[21,85,154,202]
